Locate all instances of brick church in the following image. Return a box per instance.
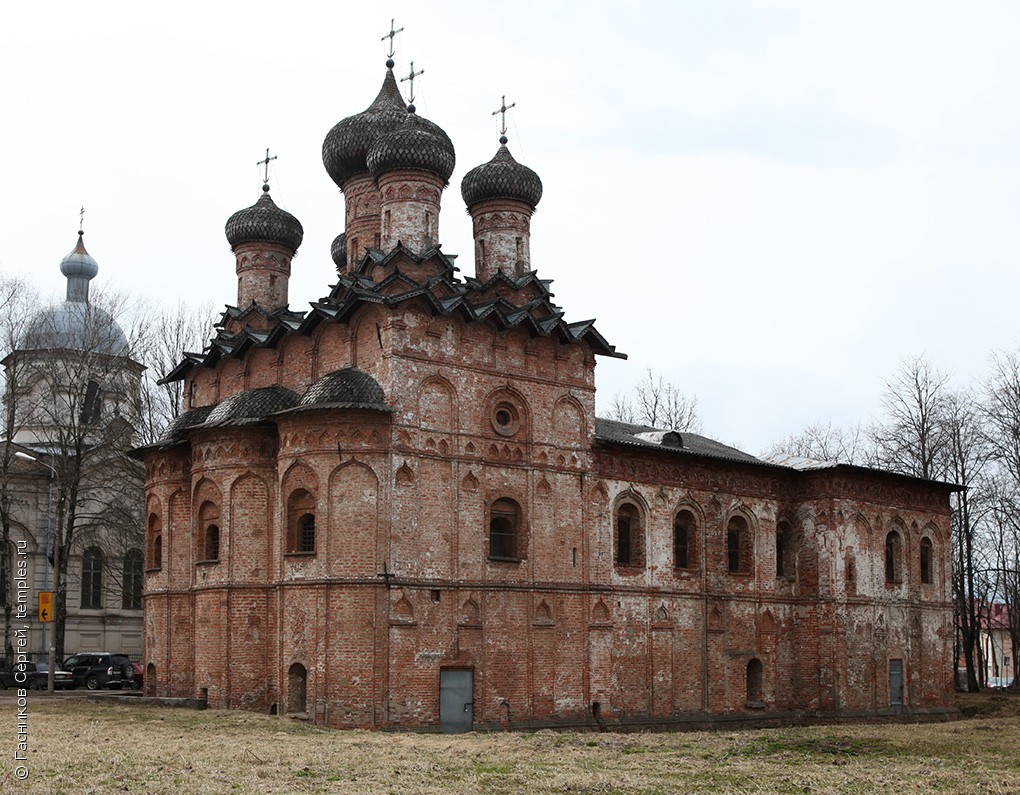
[138,50,956,731]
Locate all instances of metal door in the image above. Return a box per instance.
[440,669,473,733]
[889,659,903,713]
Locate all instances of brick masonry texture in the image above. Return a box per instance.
[140,64,956,731]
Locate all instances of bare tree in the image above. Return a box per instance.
[131,300,216,445]
[0,275,37,667]
[5,285,144,662]
[764,421,873,465]
[607,369,701,432]
[941,388,993,691]
[871,355,951,480]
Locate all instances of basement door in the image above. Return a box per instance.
[440,669,473,733]
[889,659,903,713]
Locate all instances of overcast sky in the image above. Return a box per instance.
[3,1,1019,454]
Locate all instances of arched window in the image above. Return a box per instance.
[489,498,521,560]
[205,525,220,562]
[727,516,751,574]
[81,547,104,609]
[122,549,143,610]
[146,662,157,696]
[674,510,696,569]
[776,521,794,579]
[147,513,162,570]
[287,489,316,554]
[287,662,307,715]
[885,530,902,584]
[746,658,764,704]
[615,502,644,567]
[920,537,933,584]
[198,501,220,563]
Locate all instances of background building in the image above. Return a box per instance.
[2,233,144,662]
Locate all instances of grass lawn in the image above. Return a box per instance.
[3,692,1019,794]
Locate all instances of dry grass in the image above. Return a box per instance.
[3,693,1020,794]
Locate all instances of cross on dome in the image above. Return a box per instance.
[257,148,278,190]
[400,61,424,110]
[492,95,516,144]
[381,19,403,66]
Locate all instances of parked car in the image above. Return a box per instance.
[62,653,137,691]
[0,661,74,690]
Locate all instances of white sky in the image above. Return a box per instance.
[3,1,1019,454]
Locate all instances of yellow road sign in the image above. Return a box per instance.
[38,591,52,622]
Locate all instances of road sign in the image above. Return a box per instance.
[38,591,52,622]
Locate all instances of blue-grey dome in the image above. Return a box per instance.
[60,232,99,281]
[20,233,129,356]
[21,302,130,356]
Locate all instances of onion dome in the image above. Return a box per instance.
[300,368,387,410]
[21,232,129,356]
[331,232,347,269]
[461,142,543,210]
[224,186,304,253]
[367,110,456,184]
[60,231,99,282]
[322,68,409,189]
[205,386,300,426]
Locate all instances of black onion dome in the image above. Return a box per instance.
[331,232,347,269]
[225,188,304,253]
[206,386,300,425]
[300,368,387,410]
[322,69,408,188]
[366,111,456,184]
[461,145,543,209]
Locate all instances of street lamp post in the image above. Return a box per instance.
[14,451,59,693]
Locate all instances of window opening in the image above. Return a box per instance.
[81,547,103,609]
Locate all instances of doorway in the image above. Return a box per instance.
[440,669,473,733]
[889,659,903,713]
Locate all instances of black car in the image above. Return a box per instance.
[62,653,137,691]
[0,661,74,690]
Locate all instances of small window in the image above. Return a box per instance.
[287,489,316,554]
[747,658,764,704]
[885,531,902,584]
[122,549,143,610]
[674,510,695,569]
[727,516,751,574]
[205,525,220,562]
[776,521,795,579]
[147,513,162,570]
[81,547,104,609]
[615,502,644,567]
[920,537,933,584]
[489,498,521,560]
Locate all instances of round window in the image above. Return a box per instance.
[491,401,521,436]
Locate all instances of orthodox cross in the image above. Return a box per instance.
[381,19,403,59]
[78,206,85,234]
[492,95,516,142]
[257,148,277,188]
[400,61,424,104]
